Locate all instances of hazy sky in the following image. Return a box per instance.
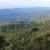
[0,0,50,8]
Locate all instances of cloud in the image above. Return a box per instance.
[0,0,50,8]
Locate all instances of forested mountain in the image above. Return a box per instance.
[0,7,50,50]
[0,7,50,21]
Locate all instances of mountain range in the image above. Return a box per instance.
[0,7,50,22]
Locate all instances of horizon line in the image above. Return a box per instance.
[0,6,50,9]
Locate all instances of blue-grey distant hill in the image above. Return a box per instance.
[0,7,50,21]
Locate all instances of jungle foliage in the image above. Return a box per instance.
[0,20,50,50]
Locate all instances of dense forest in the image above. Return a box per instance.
[0,19,50,50]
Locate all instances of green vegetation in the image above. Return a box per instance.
[0,20,50,50]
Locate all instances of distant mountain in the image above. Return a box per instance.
[0,7,50,22]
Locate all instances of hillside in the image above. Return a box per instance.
[0,19,50,50]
